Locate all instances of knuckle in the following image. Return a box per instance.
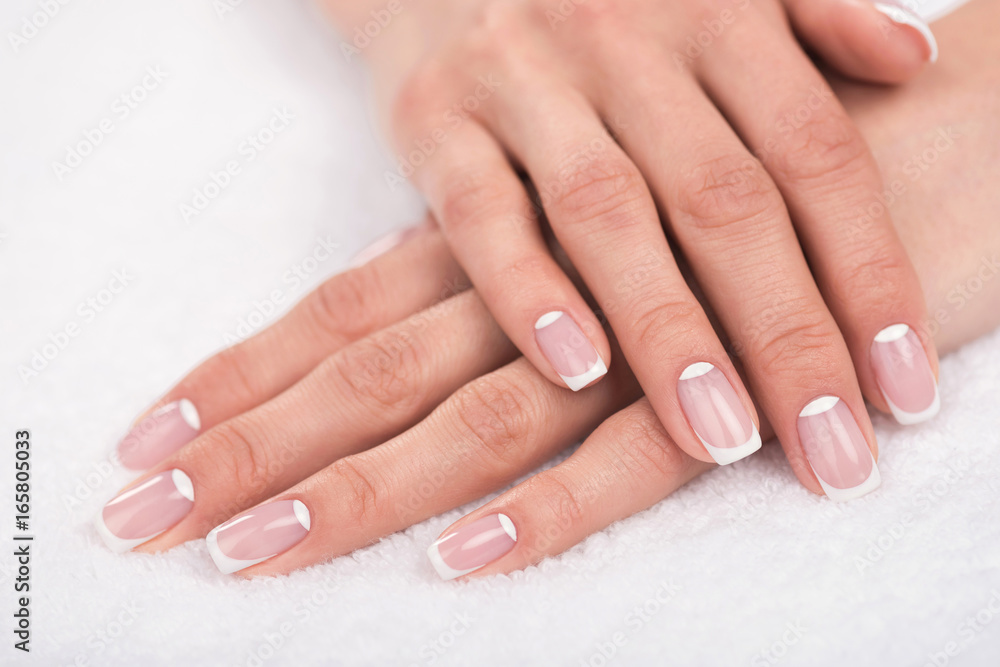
[612,407,690,482]
[326,327,425,415]
[466,1,527,57]
[439,166,509,231]
[773,110,871,183]
[673,154,784,231]
[630,298,704,354]
[832,245,913,310]
[548,150,648,229]
[452,374,537,470]
[390,62,451,130]
[200,419,274,495]
[330,457,387,527]
[747,301,840,377]
[307,266,382,342]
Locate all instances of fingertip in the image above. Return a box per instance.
[789,0,937,84]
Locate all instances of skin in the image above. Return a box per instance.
[319,0,943,484]
[118,0,999,578]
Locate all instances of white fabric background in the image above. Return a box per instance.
[1,0,996,665]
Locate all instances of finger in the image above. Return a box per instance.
[398,105,611,392]
[594,53,881,499]
[698,19,941,425]
[116,226,467,469]
[425,398,712,580]
[783,0,938,83]
[481,80,762,467]
[94,289,517,554]
[204,354,639,576]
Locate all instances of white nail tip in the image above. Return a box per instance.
[679,361,715,380]
[560,357,608,392]
[815,454,882,503]
[497,513,517,541]
[178,399,201,431]
[873,323,911,343]
[426,541,481,581]
[534,311,564,329]
[171,469,195,502]
[799,395,840,417]
[293,500,311,530]
[93,511,164,554]
[205,528,270,575]
[700,427,762,466]
[873,3,939,63]
[883,384,941,425]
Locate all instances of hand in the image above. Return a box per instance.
[322,0,942,496]
[95,0,1000,577]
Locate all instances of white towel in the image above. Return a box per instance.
[3,0,995,665]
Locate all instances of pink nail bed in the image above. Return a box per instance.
[427,513,517,581]
[871,324,940,425]
[207,499,311,574]
[95,469,195,553]
[534,311,607,391]
[118,399,201,470]
[797,397,880,502]
[677,362,761,465]
[872,1,939,63]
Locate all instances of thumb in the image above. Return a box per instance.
[784,0,938,84]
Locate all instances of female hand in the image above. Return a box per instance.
[96,0,1000,577]
[101,226,715,579]
[320,0,942,493]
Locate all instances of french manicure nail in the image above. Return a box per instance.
[427,513,517,581]
[206,499,311,574]
[677,362,761,465]
[534,311,607,391]
[873,1,939,63]
[348,224,424,268]
[118,399,200,471]
[95,469,195,553]
[798,396,880,502]
[871,324,940,425]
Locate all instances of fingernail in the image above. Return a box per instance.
[206,499,311,574]
[677,362,761,465]
[873,2,939,63]
[798,396,881,502]
[348,224,424,268]
[534,311,607,391]
[118,399,201,471]
[95,469,195,553]
[427,513,517,581]
[871,324,940,425]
